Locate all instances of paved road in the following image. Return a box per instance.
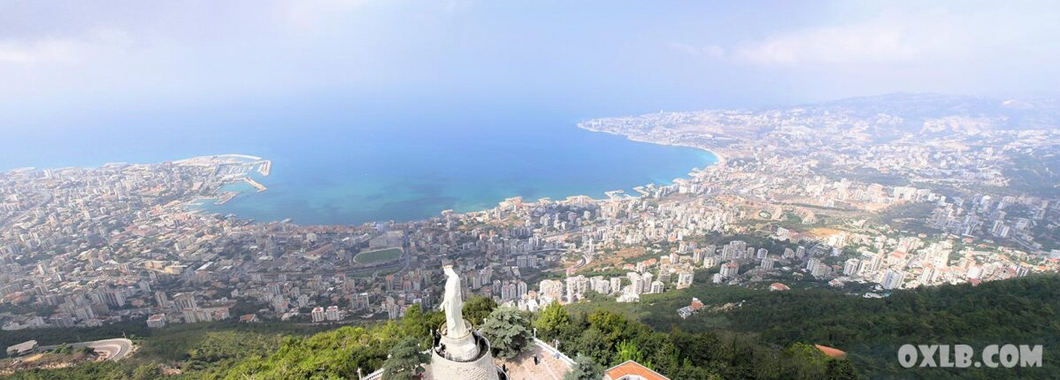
[38,338,133,361]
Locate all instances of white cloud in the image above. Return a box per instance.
[280,0,469,31]
[667,42,726,59]
[0,39,78,64]
[733,21,919,65]
[0,28,131,65]
[685,13,966,66]
[282,0,375,29]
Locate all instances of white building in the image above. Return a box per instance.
[676,272,694,289]
[882,270,907,290]
[843,258,860,276]
[649,281,665,294]
[720,261,739,279]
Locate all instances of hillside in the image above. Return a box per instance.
[2,275,1057,379]
[604,274,1060,380]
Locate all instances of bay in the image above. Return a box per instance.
[203,114,714,225]
[2,99,715,225]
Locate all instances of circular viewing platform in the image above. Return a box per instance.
[430,321,507,380]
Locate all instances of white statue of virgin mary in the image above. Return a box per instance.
[440,265,469,338]
[431,265,495,376]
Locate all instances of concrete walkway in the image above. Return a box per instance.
[496,344,572,380]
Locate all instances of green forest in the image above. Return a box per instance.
[1,275,1057,380]
[721,274,1060,380]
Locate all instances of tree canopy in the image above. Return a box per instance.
[7,275,1060,380]
[381,337,430,380]
[479,307,533,359]
[533,301,571,340]
[564,353,603,380]
[462,296,498,327]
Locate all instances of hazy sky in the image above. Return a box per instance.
[2,0,1059,129]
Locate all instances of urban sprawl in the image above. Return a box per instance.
[1,95,1058,334]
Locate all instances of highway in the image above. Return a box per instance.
[38,338,134,361]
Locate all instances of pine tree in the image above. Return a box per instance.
[382,337,430,380]
[480,307,533,359]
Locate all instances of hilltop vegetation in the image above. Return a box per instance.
[3,275,1057,379]
[722,275,1060,380]
[573,274,1060,380]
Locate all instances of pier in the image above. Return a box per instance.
[243,178,268,192]
[258,160,272,176]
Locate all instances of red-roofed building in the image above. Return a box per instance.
[604,360,670,380]
[888,251,907,265]
[689,297,704,312]
[815,344,847,359]
[146,314,166,328]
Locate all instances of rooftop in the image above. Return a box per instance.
[604,360,670,380]
[815,344,847,359]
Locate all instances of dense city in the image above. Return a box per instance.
[1,96,1056,345]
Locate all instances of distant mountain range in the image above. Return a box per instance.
[805,93,1060,131]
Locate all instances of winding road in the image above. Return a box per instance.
[38,338,133,361]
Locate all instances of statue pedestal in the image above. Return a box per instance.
[429,267,505,380]
[431,331,502,380]
[439,327,480,361]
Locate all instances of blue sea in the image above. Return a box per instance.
[3,98,715,225]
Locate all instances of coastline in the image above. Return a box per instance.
[444,130,721,220]
[575,123,727,166]
[3,154,267,173]
[191,126,721,226]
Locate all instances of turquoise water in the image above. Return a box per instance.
[2,100,715,225]
[202,120,714,225]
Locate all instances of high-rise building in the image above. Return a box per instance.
[843,258,860,276]
[182,308,200,323]
[154,291,170,309]
[147,314,167,328]
[806,257,821,271]
[174,293,198,311]
[650,281,665,294]
[627,273,644,295]
[590,276,610,295]
[720,261,740,279]
[918,266,936,285]
[759,257,775,271]
[882,270,906,290]
[351,293,370,311]
[516,281,528,298]
[311,307,326,323]
[676,272,694,289]
[811,263,830,278]
[325,305,340,321]
[538,279,564,304]
[104,290,126,308]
